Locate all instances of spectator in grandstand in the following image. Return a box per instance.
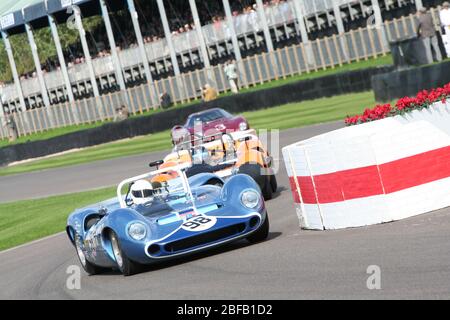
[159,92,172,109]
[114,105,130,122]
[247,5,260,32]
[4,0,299,89]
[417,7,442,64]
[201,83,218,102]
[440,2,450,57]
[6,114,18,142]
[224,60,239,94]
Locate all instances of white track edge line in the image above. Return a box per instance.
[0,232,66,255]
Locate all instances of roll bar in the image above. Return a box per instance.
[117,162,192,208]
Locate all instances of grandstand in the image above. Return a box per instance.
[0,0,445,139]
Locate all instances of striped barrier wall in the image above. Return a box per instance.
[282,101,450,230]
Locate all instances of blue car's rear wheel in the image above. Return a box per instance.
[74,234,104,275]
[110,231,141,276]
[246,214,270,244]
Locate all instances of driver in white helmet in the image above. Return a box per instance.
[130,180,155,205]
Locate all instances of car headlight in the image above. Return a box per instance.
[241,190,260,209]
[128,222,147,241]
[239,122,248,131]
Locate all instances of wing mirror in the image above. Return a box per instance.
[149,160,164,169]
[98,206,108,216]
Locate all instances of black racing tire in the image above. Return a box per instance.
[238,163,274,200]
[74,233,105,276]
[261,176,273,200]
[238,163,265,187]
[270,174,278,193]
[246,215,270,244]
[186,164,216,178]
[109,230,141,276]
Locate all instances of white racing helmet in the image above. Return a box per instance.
[130,180,155,205]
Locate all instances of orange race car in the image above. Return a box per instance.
[150,130,277,200]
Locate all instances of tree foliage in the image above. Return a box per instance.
[0,15,102,83]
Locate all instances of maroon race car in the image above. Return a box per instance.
[171,108,249,146]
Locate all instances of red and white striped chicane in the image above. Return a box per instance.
[282,102,450,230]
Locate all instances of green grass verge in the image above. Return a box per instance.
[0,130,173,176]
[0,55,391,148]
[0,187,115,251]
[0,91,375,177]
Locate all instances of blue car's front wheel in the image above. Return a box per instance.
[74,234,104,276]
[110,231,141,276]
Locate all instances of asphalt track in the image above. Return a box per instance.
[1,121,450,299]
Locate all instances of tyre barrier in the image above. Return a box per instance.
[282,101,450,230]
[372,60,450,103]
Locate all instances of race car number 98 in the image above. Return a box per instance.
[181,216,217,232]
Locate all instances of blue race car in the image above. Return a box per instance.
[66,163,269,276]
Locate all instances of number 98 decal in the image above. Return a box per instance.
[181,216,217,232]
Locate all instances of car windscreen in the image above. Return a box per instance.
[137,199,174,217]
[187,110,227,127]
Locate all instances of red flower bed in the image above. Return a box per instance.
[345,83,450,126]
